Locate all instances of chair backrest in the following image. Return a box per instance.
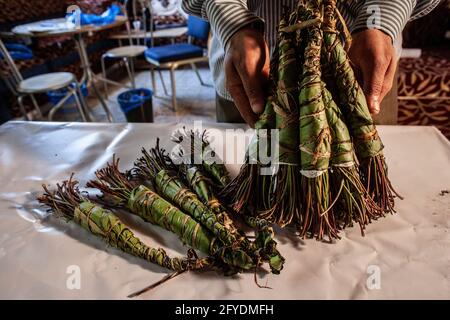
[141,0,154,47]
[118,0,134,46]
[0,38,23,94]
[187,15,210,42]
[121,0,153,47]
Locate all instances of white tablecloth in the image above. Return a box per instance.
[0,121,449,299]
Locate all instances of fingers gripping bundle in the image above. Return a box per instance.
[223,0,401,240]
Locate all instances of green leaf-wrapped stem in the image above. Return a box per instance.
[184,163,285,273]
[260,10,302,228]
[298,7,331,173]
[184,165,237,233]
[128,184,217,254]
[172,129,231,188]
[156,169,245,248]
[321,0,401,213]
[88,160,255,272]
[323,84,383,232]
[297,2,338,240]
[38,179,203,272]
[75,201,193,271]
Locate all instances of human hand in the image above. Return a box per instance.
[349,29,397,115]
[224,27,270,127]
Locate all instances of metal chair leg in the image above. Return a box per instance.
[48,90,75,121]
[169,67,177,111]
[150,64,157,95]
[124,57,136,89]
[29,94,43,119]
[17,95,30,121]
[158,69,169,96]
[78,91,92,122]
[130,57,136,89]
[101,55,109,99]
[72,84,89,122]
[90,79,114,123]
[190,63,206,86]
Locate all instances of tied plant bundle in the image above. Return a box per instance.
[132,139,284,274]
[222,0,401,241]
[38,176,207,273]
[87,157,254,274]
[39,134,285,297]
[39,137,285,296]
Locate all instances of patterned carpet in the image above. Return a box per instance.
[398,49,450,139]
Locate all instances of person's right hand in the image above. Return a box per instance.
[224,27,270,127]
[348,29,397,115]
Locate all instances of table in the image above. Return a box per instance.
[12,17,129,123]
[110,27,188,46]
[0,122,449,299]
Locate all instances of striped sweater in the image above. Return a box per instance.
[181,0,441,101]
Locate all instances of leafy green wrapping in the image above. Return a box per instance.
[297,2,338,240]
[322,86,354,167]
[184,163,285,274]
[258,10,302,228]
[203,158,231,189]
[75,202,191,271]
[38,179,202,272]
[322,0,401,213]
[322,3,383,159]
[298,23,331,172]
[87,160,256,272]
[172,129,231,188]
[155,169,247,248]
[128,185,255,272]
[184,165,236,232]
[135,143,285,274]
[274,12,300,166]
[201,137,231,189]
[128,185,216,254]
[323,85,383,232]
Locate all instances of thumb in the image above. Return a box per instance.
[361,62,388,115]
[236,44,270,115]
[237,65,268,115]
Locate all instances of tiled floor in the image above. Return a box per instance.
[54,63,217,123]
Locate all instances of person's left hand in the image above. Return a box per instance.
[348,29,397,115]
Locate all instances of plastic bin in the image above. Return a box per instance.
[47,83,88,114]
[117,88,153,123]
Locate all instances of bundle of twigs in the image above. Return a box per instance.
[39,133,285,295]
[38,176,208,273]
[222,0,401,241]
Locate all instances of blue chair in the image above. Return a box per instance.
[144,15,210,111]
